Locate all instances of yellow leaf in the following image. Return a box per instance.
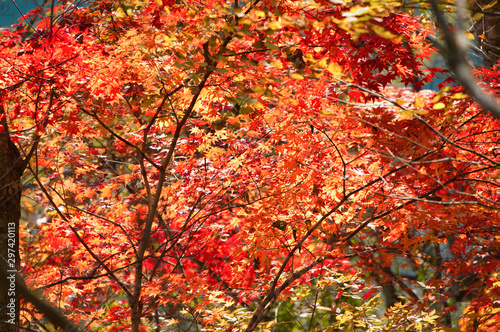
[115,7,126,17]
[162,34,175,44]
[483,0,498,9]
[228,157,243,169]
[371,25,398,39]
[316,306,333,311]
[205,147,225,160]
[431,95,441,103]
[189,126,202,135]
[254,101,265,109]
[433,102,446,110]
[270,60,283,69]
[466,31,475,40]
[327,63,342,76]
[423,310,437,324]
[268,21,281,30]
[320,108,337,116]
[252,86,266,94]
[473,12,484,21]
[450,92,468,99]
[414,109,429,115]
[313,21,325,28]
[400,110,414,119]
[414,96,425,108]
[290,73,304,80]
[316,58,328,69]
[304,53,315,62]
[239,18,252,25]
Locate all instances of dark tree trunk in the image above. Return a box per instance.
[474,0,500,67]
[0,106,23,332]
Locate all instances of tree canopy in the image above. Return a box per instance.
[0,0,498,331]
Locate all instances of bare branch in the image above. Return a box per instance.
[430,0,500,119]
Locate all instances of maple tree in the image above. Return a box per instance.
[0,0,498,331]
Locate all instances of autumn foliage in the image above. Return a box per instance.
[0,0,498,331]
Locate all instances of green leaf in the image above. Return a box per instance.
[263,41,280,50]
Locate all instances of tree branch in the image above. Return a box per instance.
[431,0,500,119]
[0,258,81,332]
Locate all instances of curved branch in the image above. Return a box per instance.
[0,258,81,332]
[431,0,500,119]
[26,162,133,298]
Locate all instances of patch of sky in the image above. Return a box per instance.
[0,0,40,27]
